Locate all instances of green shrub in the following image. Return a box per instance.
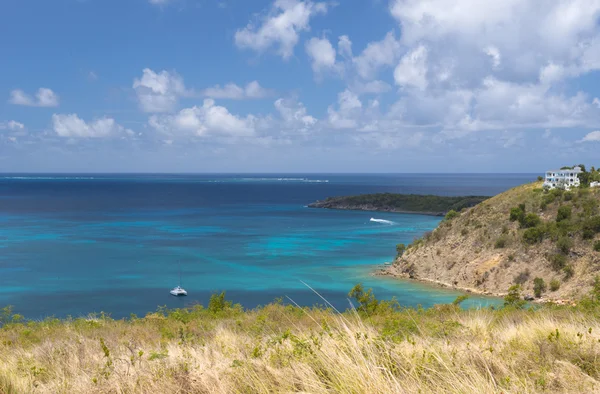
[503,284,526,308]
[563,192,574,201]
[396,243,406,257]
[444,210,459,221]
[537,176,543,181]
[533,278,546,298]
[550,279,560,292]
[523,227,544,244]
[549,254,567,271]
[594,241,600,252]
[208,291,232,314]
[509,207,525,222]
[461,228,468,236]
[557,237,573,255]
[521,213,541,229]
[495,236,508,249]
[563,264,574,280]
[583,228,595,240]
[556,206,572,222]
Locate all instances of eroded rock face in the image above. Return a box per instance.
[384,182,600,301]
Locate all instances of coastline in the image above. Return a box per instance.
[374,264,576,305]
[307,205,446,216]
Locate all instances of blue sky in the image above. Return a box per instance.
[1,0,600,173]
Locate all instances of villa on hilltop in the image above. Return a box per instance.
[543,166,582,190]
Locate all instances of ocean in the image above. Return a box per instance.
[0,173,535,319]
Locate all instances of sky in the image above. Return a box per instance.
[1,0,600,173]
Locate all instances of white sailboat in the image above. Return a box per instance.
[170,262,187,296]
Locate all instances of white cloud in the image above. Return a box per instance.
[203,81,272,99]
[9,88,59,107]
[338,35,353,59]
[234,0,328,59]
[52,114,131,138]
[581,130,600,142]
[133,68,188,113]
[274,97,317,132]
[305,37,337,73]
[353,31,401,79]
[0,120,25,131]
[148,0,171,4]
[593,98,600,108]
[328,90,363,129]
[484,46,501,69]
[149,99,256,137]
[394,45,428,90]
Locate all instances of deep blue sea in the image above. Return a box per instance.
[0,174,536,319]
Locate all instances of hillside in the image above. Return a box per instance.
[2,295,600,393]
[308,193,488,216]
[383,182,600,301]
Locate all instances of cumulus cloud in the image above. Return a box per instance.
[305,37,337,74]
[274,97,317,132]
[52,114,131,138]
[148,99,256,137]
[133,68,188,113]
[9,88,59,107]
[0,120,25,131]
[394,45,428,90]
[203,81,272,99]
[327,90,363,129]
[353,31,401,79]
[581,130,600,142]
[234,0,328,59]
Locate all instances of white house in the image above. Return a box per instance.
[543,167,583,191]
[591,181,600,188]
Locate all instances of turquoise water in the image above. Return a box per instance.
[0,174,534,318]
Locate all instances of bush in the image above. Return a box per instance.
[444,210,459,221]
[563,192,574,201]
[556,206,572,222]
[504,284,526,308]
[537,176,543,181]
[594,241,600,252]
[495,236,508,249]
[461,228,468,236]
[583,228,595,240]
[550,279,560,292]
[514,269,530,285]
[533,278,546,298]
[509,207,525,223]
[557,237,573,255]
[563,264,574,280]
[396,243,406,257]
[523,227,544,244]
[521,213,541,229]
[549,253,567,271]
[208,291,232,314]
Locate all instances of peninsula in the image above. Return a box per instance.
[383,178,600,302]
[308,193,488,216]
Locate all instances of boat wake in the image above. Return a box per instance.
[370,218,394,225]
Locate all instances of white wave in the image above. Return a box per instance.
[370,218,395,225]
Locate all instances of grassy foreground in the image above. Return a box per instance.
[2,291,600,393]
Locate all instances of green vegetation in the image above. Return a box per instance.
[309,193,489,215]
[395,243,406,257]
[594,241,600,252]
[556,205,572,222]
[444,209,460,221]
[4,285,600,393]
[550,279,561,292]
[533,277,546,298]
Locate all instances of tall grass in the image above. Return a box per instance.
[1,295,600,393]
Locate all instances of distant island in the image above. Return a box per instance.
[308,193,489,216]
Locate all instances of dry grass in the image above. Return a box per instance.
[2,300,600,393]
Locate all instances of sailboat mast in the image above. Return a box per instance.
[179,261,181,287]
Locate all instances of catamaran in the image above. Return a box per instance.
[170,262,187,296]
